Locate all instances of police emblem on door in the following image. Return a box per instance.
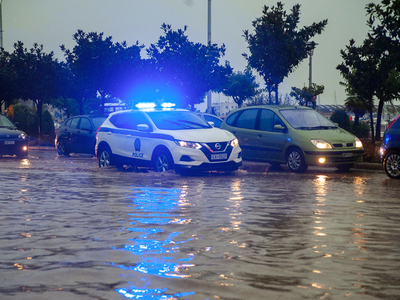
[135,138,141,151]
[132,138,144,158]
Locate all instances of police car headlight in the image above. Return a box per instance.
[355,137,363,148]
[18,133,27,139]
[230,138,239,148]
[311,139,332,149]
[175,140,202,150]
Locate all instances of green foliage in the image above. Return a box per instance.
[41,110,55,135]
[222,68,259,107]
[330,109,351,131]
[243,2,327,104]
[13,105,39,137]
[350,122,370,139]
[290,83,324,108]
[51,97,79,118]
[61,30,144,114]
[146,24,232,109]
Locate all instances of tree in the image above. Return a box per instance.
[366,0,400,140]
[0,49,17,112]
[146,24,232,109]
[337,39,378,143]
[41,109,55,135]
[330,109,351,131]
[61,30,144,115]
[243,2,327,104]
[338,1,400,142]
[290,83,324,108]
[221,67,259,108]
[6,42,62,136]
[344,93,368,126]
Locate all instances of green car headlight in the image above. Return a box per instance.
[355,137,363,148]
[311,139,333,149]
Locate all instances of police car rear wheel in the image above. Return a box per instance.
[153,150,173,172]
[99,147,112,168]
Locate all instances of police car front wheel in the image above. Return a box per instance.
[153,150,173,172]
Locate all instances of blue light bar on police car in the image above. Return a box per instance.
[135,103,156,109]
[161,102,176,108]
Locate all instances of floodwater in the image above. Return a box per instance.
[0,150,400,300]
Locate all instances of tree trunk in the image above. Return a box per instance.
[36,99,43,137]
[375,99,384,142]
[274,85,279,105]
[368,97,375,145]
[267,87,272,105]
[354,113,360,126]
[79,99,84,115]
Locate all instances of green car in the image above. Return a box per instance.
[220,105,364,173]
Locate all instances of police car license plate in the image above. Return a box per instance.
[211,153,227,160]
[342,153,353,157]
[4,141,15,145]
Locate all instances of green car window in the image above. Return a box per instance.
[236,109,258,129]
[280,109,336,129]
[259,109,274,131]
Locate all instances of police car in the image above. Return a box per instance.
[95,104,242,173]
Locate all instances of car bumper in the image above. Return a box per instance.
[176,160,242,172]
[172,145,243,171]
[0,140,29,156]
[303,149,364,165]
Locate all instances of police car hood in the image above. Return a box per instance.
[166,128,236,142]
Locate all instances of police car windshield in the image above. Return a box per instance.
[280,109,337,130]
[147,111,212,130]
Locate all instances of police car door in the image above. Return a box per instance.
[124,111,153,162]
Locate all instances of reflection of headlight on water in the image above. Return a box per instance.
[19,159,30,167]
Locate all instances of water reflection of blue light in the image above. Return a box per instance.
[117,287,195,299]
[111,186,195,299]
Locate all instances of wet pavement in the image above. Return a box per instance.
[0,149,399,300]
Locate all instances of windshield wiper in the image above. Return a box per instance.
[312,125,337,130]
[177,119,209,128]
[164,119,193,129]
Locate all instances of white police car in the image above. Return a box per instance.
[95,105,242,173]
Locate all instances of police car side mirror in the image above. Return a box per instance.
[208,121,215,127]
[137,124,150,131]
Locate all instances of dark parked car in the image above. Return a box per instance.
[0,114,28,157]
[380,114,400,179]
[55,115,106,156]
[196,112,223,128]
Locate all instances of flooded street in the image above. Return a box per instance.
[1,149,399,300]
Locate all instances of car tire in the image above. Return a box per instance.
[98,146,112,168]
[57,140,69,156]
[384,151,400,179]
[335,163,354,172]
[153,150,173,172]
[287,148,308,173]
